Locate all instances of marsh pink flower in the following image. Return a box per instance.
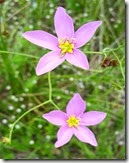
[43,93,107,148]
[22,7,102,75]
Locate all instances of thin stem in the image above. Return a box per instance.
[48,72,60,110]
[48,72,52,101]
[85,51,103,54]
[50,100,60,110]
[0,50,39,59]
[9,100,50,143]
[85,44,125,54]
[113,51,125,81]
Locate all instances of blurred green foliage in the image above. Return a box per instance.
[0,0,125,159]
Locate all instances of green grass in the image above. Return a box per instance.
[0,0,125,159]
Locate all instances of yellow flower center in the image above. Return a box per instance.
[58,38,75,57]
[66,115,80,128]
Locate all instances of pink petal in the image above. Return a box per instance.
[22,30,59,50]
[36,50,65,75]
[73,126,98,146]
[66,93,86,117]
[55,125,73,148]
[43,110,68,126]
[74,21,102,48]
[65,49,89,70]
[54,7,74,38]
[80,111,107,126]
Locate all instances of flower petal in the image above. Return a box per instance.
[22,30,58,50]
[66,93,86,117]
[73,126,98,146]
[80,111,107,126]
[66,49,89,70]
[43,110,68,126]
[54,7,74,38]
[74,21,102,48]
[55,125,73,148]
[36,50,65,75]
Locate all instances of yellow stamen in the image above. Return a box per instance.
[58,39,74,57]
[66,115,80,128]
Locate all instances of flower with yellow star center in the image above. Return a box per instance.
[66,115,80,128]
[43,93,107,148]
[22,7,101,75]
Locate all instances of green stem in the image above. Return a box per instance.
[9,100,50,143]
[8,71,60,143]
[85,44,125,54]
[0,50,39,59]
[48,72,60,110]
[85,51,103,54]
[50,100,60,110]
[47,72,60,110]
[112,51,125,81]
[48,72,52,101]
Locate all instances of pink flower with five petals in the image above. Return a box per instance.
[43,93,107,148]
[22,7,102,75]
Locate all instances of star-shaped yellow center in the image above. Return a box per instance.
[66,115,80,128]
[58,39,74,57]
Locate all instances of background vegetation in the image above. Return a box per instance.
[0,0,125,159]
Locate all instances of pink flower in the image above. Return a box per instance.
[43,93,107,148]
[22,7,102,75]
